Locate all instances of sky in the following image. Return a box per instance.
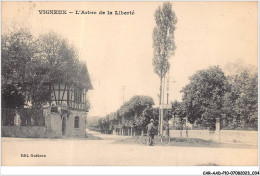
[2,1,258,117]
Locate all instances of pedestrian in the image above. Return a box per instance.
[165,122,170,137]
[146,119,156,146]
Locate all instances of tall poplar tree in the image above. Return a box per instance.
[152,2,177,132]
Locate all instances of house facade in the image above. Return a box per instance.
[42,82,92,137]
[2,81,93,138]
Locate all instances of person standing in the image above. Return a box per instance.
[165,122,170,137]
[147,119,156,146]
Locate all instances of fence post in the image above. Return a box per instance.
[215,118,220,142]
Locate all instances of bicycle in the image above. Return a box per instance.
[156,133,171,144]
[139,132,170,145]
[139,133,150,145]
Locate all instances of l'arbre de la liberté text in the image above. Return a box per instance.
[75,10,135,15]
[38,10,135,15]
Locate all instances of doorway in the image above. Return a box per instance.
[62,115,67,136]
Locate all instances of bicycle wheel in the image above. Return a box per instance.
[139,134,149,145]
[162,135,170,144]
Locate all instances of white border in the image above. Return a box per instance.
[0,0,259,175]
[1,166,260,175]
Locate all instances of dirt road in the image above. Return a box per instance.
[1,130,257,166]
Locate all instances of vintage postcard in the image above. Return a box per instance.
[1,1,258,170]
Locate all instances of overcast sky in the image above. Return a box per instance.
[2,2,258,117]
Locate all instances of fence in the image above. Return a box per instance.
[2,126,47,138]
[169,130,257,144]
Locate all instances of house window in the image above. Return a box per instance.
[74,116,79,128]
[74,87,83,104]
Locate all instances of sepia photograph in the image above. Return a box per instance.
[1,1,258,171]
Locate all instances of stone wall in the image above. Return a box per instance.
[2,107,87,138]
[66,110,86,137]
[49,113,63,137]
[170,130,215,140]
[220,130,258,144]
[43,107,87,138]
[2,126,47,138]
[169,130,258,144]
[43,107,62,138]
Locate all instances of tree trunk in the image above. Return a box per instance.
[158,72,163,134]
[159,72,163,105]
[161,76,166,135]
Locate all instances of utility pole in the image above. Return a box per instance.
[160,77,166,135]
[166,71,176,104]
[166,70,170,104]
[166,71,170,124]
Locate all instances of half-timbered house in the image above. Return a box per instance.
[48,81,92,137]
[2,78,93,138]
[23,80,93,138]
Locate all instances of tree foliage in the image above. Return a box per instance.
[119,95,154,128]
[2,29,92,110]
[180,65,257,130]
[97,95,155,133]
[171,101,187,129]
[38,32,79,83]
[1,84,25,109]
[152,2,177,78]
[1,29,37,108]
[96,65,257,133]
[222,68,258,129]
[152,2,177,111]
[1,29,37,85]
[172,101,186,118]
[181,66,227,128]
[119,96,154,117]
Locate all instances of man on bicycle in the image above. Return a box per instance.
[147,119,156,146]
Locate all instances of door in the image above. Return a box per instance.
[62,115,66,136]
